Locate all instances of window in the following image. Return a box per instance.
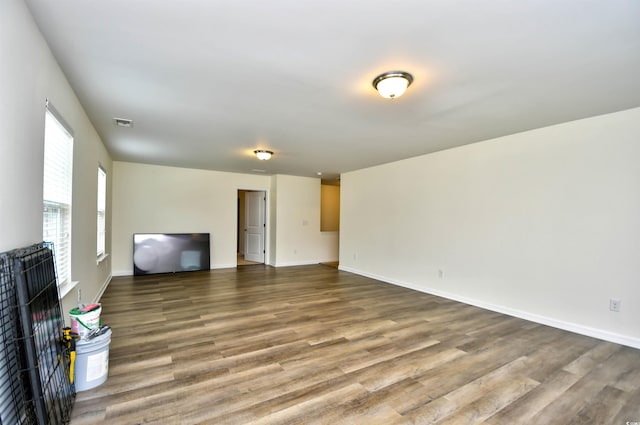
[43,107,73,286]
[97,166,106,258]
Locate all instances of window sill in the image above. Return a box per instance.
[97,253,110,265]
[59,280,78,299]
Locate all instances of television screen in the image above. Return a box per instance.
[133,233,210,276]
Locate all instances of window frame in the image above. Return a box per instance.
[42,102,74,287]
[97,165,107,259]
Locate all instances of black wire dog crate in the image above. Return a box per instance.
[0,242,75,425]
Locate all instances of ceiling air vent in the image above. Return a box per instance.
[113,117,133,128]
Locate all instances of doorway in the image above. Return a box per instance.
[237,190,266,266]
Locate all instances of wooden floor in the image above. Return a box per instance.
[70,265,640,424]
[237,254,262,266]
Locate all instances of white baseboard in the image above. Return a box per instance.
[339,265,640,350]
[318,258,339,263]
[212,263,237,269]
[274,260,323,267]
[94,273,112,303]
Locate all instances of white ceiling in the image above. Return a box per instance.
[25,0,640,179]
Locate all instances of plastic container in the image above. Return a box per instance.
[69,304,102,340]
[74,328,111,391]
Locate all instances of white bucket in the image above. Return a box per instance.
[69,304,102,340]
[74,328,111,391]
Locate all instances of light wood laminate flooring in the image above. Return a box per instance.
[70,265,640,424]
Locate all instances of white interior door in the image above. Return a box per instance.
[244,191,265,263]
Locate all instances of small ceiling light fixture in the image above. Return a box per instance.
[254,150,273,160]
[372,71,413,99]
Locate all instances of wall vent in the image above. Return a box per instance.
[113,117,133,128]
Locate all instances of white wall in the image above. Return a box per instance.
[112,166,340,273]
[340,107,640,348]
[0,0,113,315]
[273,175,339,266]
[111,162,271,274]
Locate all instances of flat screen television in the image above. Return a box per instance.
[133,233,210,276]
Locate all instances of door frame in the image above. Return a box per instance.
[236,187,270,266]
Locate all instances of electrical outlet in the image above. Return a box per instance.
[610,298,621,312]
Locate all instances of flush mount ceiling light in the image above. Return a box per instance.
[372,71,413,99]
[254,150,273,160]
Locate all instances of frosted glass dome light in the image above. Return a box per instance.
[372,71,413,99]
[254,150,273,160]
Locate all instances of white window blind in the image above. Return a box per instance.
[97,166,106,257]
[43,108,73,287]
